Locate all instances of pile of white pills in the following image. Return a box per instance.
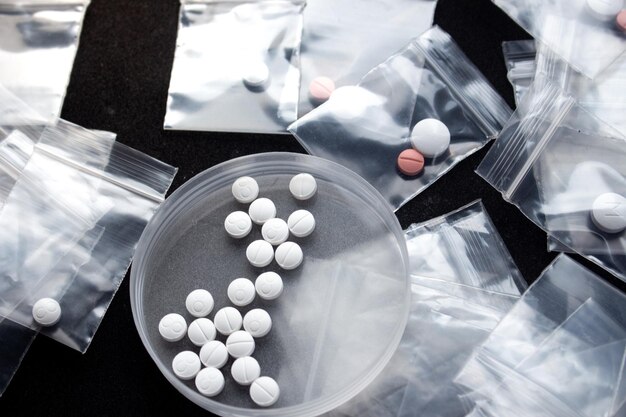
[157,173,318,408]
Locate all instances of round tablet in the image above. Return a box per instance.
[617,10,626,30]
[397,149,425,176]
[226,330,256,358]
[591,192,626,233]
[224,211,253,239]
[188,318,217,346]
[246,240,274,267]
[586,0,622,21]
[213,307,243,336]
[195,367,225,397]
[200,340,229,368]
[410,119,451,158]
[255,272,283,300]
[228,278,256,306]
[250,376,280,407]
[309,76,336,103]
[32,298,61,327]
[232,176,259,204]
[172,351,201,380]
[261,218,290,245]
[248,198,276,225]
[159,313,187,342]
[243,309,272,338]
[243,62,270,89]
[287,210,315,238]
[185,289,214,317]
[289,173,317,200]
[231,356,261,385]
[275,241,303,270]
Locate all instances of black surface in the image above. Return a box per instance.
[1,0,625,416]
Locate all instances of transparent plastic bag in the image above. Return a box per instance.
[290,26,512,211]
[298,0,437,117]
[327,202,524,417]
[0,121,177,352]
[404,200,527,295]
[456,255,626,417]
[477,80,626,281]
[501,40,536,107]
[493,0,626,79]
[164,0,304,134]
[0,0,90,122]
[535,43,626,136]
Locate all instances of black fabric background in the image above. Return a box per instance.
[1,0,625,415]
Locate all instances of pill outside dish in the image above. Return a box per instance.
[591,192,626,233]
[410,118,451,158]
[32,298,61,327]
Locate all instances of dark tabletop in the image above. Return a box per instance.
[1,0,625,415]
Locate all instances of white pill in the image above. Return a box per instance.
[243,309,272,338]
[410,118,451,158]
[586,0,623,21]
[249,198,276,225]
[228,278,256,306]
[226,330,256,358]
[289,173,317,200]
[287,210,316,237]
[231,356,261,385]
[246,240,274,267]
[159,313,187,342]
[185,289,214,317]
[172,351,201,380]
[275,242,303,270]
[250,376,280,407]
[255,272,283,300]
[224,211,253,239]
[243,62,270,88]
[188,318,217,346]
[262,218,290,245]
[200,340,229,368]
[591,193,626,233]
[32,298,61,327]
[195,367,225,397]
[213,306,243,335]
[232,176,259,203]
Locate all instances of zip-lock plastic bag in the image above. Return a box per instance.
[493,0,626,79]
[502,40,536,106]
[0,122,177,352]
[535,43,626,136]
[0,0,90,122]
[455,255,626,417]
[164,0,304,134]
[298,0,437,117]
[290,27,512,211]
[404,200,527,294]
[327,201,525,417]
[477,80,626,281]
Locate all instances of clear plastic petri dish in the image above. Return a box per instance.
[130,152,410,416]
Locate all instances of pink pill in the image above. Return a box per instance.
[397,149,425,176]
[309,77,336,102]
[617,10,626,31]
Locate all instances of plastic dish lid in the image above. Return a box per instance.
[130,152,410,416]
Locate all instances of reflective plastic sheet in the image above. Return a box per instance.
[0,1,90,122]
[165,0,304,134]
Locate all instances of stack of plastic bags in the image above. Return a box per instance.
[327,200,527,417]
[0,85,177,396]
